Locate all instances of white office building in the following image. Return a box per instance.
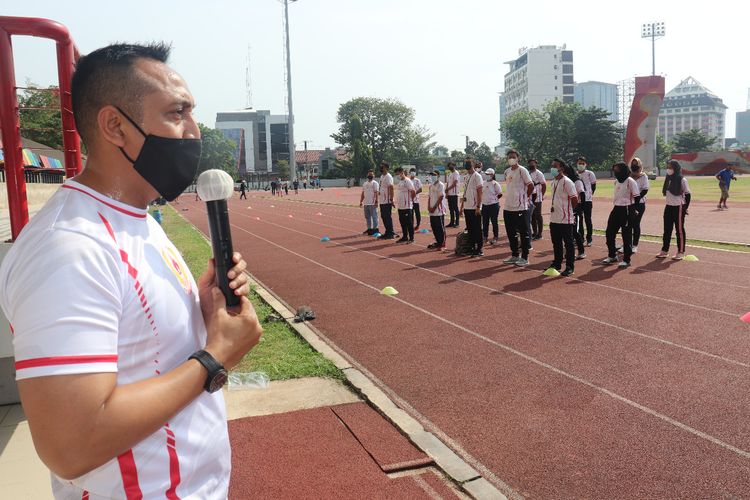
[215,109,290,176]
[574,81,619,121]
[503,45,575,117]
[657,77,727,148]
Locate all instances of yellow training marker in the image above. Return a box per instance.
[543,268,561,277]
[380,286,399,296]
[683,255,699,262]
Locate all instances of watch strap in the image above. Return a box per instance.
[189,350,226,392]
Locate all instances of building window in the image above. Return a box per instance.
[563,85,574,95]
[554,64,558,69]
[563,95,574,103]
[563,75,574,84]
[562,64,573,74]
[562,51,573,62]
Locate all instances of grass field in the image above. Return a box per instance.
[160,204,343,381]
[592,175,750,203]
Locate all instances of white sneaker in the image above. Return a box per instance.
[618,261,631,268]
[616,246,623,254]
[632,246,638,254]
[515,258,529,267]
[576,253,586,260]
[601,257,618,264]
[503,256,519,264]
[656,251,668,258]
[673,253,685,260]
[585,241,593,247]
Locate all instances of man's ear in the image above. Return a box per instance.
[96,105,128,149]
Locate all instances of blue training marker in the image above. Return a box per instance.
[320,236,330,242]
[372,232,381,238]
[419,228,429,233]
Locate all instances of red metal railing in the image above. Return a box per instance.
[0,16,82,240]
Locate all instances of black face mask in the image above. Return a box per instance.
[116,106,202,201]
[367,176,373,181]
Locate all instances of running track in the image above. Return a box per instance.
[178,189,750,499]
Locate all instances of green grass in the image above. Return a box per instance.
[592,175,750,203]
[159,204,343,381]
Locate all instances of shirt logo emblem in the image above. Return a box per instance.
[161,246,192,294]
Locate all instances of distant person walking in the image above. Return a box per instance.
[577,156,597,246]
[630,157,649,253]
[378,162,397,240]
[446,162,461,227]
[502,149,534,267]
[359,170,379,235]
[560,160,586,261]
[546,161,579,277]
[427,170,447,250]
[270,179,277,196]
[410,169,423,230]
[293,179,299,194]
[481,168,502,245]
[528,159,546,240]
[239,179,247,200]
[283,180,289,196]
[658,160,691,260]
[716,165,737,209]
[602,162,639,268]
[461,159,484,256]
[394,167,416,243]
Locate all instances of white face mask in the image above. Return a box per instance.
[485,174,493,180]
[508,158,518,166]
[666,169,674,176]
[577,164,586,171]
[429,175,437,182]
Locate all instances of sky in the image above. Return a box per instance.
[4,0,750,152]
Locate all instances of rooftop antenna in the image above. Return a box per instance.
[245,44,253,109]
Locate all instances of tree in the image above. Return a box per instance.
[335,114,375,181]
[656,134,674,173]
[276,160,290,180]
[501,102,623,171]
[396,125,436,167]
[672,129,717,153]
[464,140,479,157]
[432,145,449,158]
[331,97,415,166]
[449,150,465,163]
[474,142,494,167]
[197,123,238,178]
[18,83,64,150]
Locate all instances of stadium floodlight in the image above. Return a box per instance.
[641,22,666,76]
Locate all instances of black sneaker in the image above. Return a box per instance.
[427,243,437,249]
[396,238,408,243]
[364,228,372,235]
[561,268,574,277]
[471,251,484,257]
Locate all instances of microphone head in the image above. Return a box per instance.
[197,169,235,201]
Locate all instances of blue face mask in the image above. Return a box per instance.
[116,106,202,201]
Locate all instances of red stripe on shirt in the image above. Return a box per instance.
[164,423,182,499]
[82,491,89,500]
[117,449,144,500]
[15,354,118,371]
[62,184,147,219]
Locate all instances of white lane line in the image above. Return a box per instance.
[226,218,750,462]
[241,205,744,317]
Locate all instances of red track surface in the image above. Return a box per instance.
[178,188,750,499]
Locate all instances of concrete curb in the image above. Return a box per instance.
[246,273,507,500]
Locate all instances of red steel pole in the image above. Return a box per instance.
[0,26,29,240]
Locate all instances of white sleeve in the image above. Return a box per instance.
[522,169,533,185]
[566,180,578,199]
[6,230,123,380]
[590,172,597,184]
[683,178,690,194]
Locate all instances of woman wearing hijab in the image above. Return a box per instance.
[630,157,649,253]
[481,168,503,245]
[602,162,639,268]
[657,160,691,260]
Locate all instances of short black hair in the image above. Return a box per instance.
[72,42,172,144]
[577,156,587,163]
[506,149,519,158]
[394,166,404,174]
[527,158,538,165]
[552,158,566,168]
[381,162,390,169]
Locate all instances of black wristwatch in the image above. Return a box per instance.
[189,350,228,393]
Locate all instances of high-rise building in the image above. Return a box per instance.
[737,88,750,146]
[574,81,619,121]
[657,77,727,148]
[503,45,574,117]
[498,92,507,147]
[215,109,289,177]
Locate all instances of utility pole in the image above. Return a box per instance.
[283,0,298,181]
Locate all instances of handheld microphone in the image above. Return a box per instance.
[196,169,241,307]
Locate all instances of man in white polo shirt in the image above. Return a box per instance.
[394,166,416,243]
[502,149,535,266]
[359,169,379,235]
[461,159,484,257]
[410,169,423,230]
[527,159,546,240]
[378,162,397,239]
[0,43,262,499]
[546,161,580,277]
[577,156,597,246]
[445,162,461,227]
